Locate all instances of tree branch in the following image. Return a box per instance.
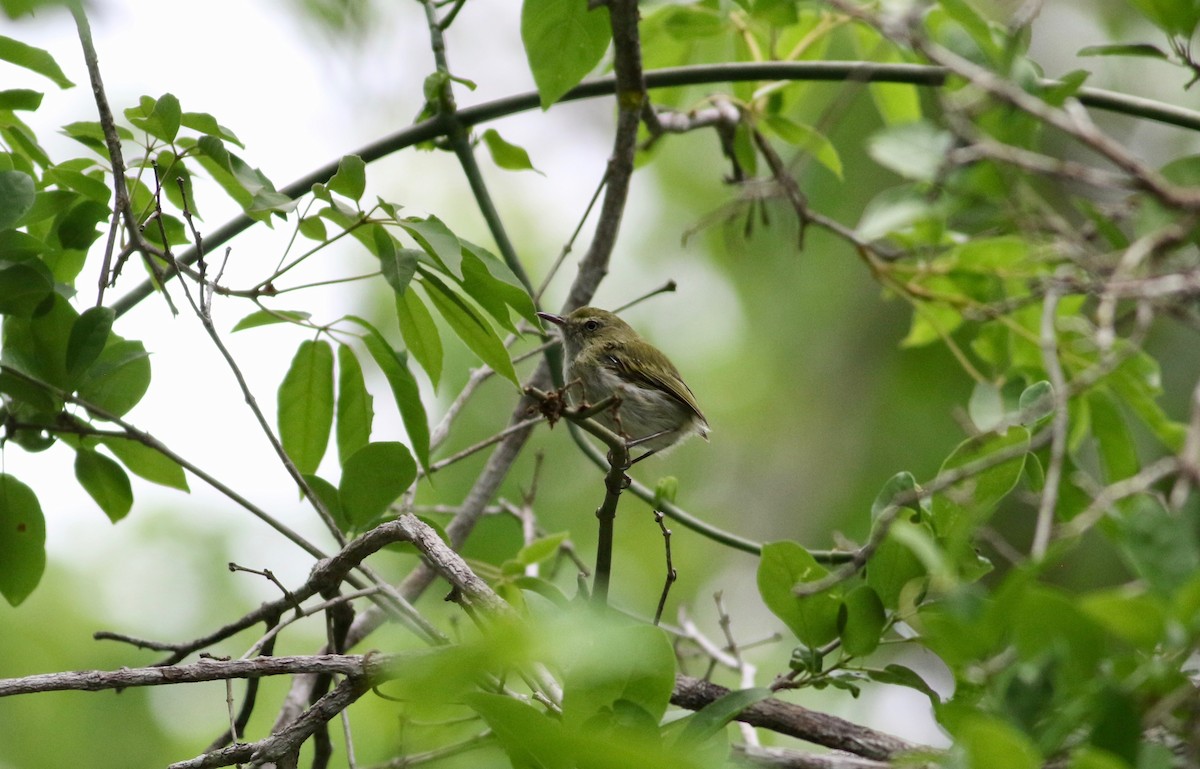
[109,63,1200,318]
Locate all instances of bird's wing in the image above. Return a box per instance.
[603,345,708,424]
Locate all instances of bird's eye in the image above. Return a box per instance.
[584,320,600,331]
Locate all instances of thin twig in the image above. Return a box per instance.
[652,511,677,625]
[1031,281,1066,559]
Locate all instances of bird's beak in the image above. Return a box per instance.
[537,311,565,328]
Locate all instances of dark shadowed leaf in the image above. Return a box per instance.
[66,306,113,384]
[0,169,35,229]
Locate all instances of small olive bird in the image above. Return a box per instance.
[537,307,709,458]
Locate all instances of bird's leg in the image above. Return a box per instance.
[629,448,659,466]
[625,428,673,465]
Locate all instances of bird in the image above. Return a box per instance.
[537,306,709,460]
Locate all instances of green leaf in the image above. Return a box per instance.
[335,344,373,465]
[0,88,41,111]
[1079,586,1166,650]
[346,315,431,475]
[125,93,182,143]
[1112,494,1200,595]
[76,339,151,417]
[378,239,419,295]
[867,518,931,609]
[863,664,941,705]
[399,216,463,277]
[673,687,771,747]
[0,259,53,316]
[868,121,954,182]
[0,169,35,229]
[99,436,189,491]
[867,81,922,126]
[421,272,519,386]
[521,0,611,108]
[277,339,335,475]
[481,128,541,172]
[298,215,326,241]
[654,476,678,508]
[562,623,676,730]
[514,531,569,567]
[180,111,243,146]
[231,309,313,332]
[871,471,917,520]
[763,116,843,179]
[60,120,134,154]
[756,541,841,647]
[838,584,886,657]
[461,240,539,327]
[395,288,443,387]
[1129,0,1200,36]
[901,299,962,348]
[1017,380,1054,425]
[0,35,74,88]
[931,426,1029,547]
[949,712,1041,769]
[0,474,44,605]
[44,165,111,203]
[338,441,416,530]
[1078,43,1170,59]
[74,448,133,523]
[301,474,346,532]
[66,306,113,384]
[467,692,571,769]
[1088,389,1138,483]
[328,154,366,201]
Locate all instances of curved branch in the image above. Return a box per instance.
[671,675,919,761]
[109,62,1200,317]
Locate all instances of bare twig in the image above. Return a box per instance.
[671,675,919,760]
[652,511,677,625]
[1031,281,1067,559]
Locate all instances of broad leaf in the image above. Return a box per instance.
[335,344,373,465]
[231,309,312,332]
[338,441,416,530]
[757,541,841,647]
[0,34,73,88]
[345,315,431,474]
[421,272,519,386]
[395,288,443,387]
[66,306,113,384]
[672,687,771,747]
[100,435,189,491]
[327,154,366,202]
[0,169,35,229]
[74,448,133,523]
[0,473,45,606]
[481,128,540,172]
[76,339,151,418]
[521,0,611,108]
[277,339,334,475]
